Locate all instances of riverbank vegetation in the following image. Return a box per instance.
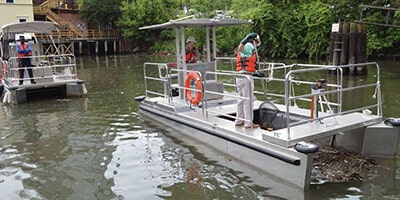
[79,0,400,60]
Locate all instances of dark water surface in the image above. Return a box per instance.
[0,55,399,200]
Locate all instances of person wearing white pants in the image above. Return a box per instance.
[234,33,260,128]
[235,75,256,128]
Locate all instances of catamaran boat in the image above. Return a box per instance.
[0,21,87,104]
[134,17,400,190]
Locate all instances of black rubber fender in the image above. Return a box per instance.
[294,141,319,154]
[384,118,400,127]
[134,95,146,102]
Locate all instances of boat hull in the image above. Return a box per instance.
[138,100,314,190]
[1,80,86,104]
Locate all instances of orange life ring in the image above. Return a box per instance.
[185,71,202,105]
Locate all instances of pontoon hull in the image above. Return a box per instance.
[2,80,86,104]
[138,98,314,190]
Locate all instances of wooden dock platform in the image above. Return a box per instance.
[33,0,133,55]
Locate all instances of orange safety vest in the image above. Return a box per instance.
[17,43,32,58]
[236,53,257,72]
[185,52,197,63]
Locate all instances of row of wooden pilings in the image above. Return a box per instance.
[328,22,367,75]
[49,39,135,55]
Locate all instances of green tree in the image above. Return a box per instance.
[361,1,400,56]
[299,1,334,58]
[188,0,233,17]
[79,0,400,59]
[118,0,178,48]
[231,0,275,59]
[79,0,121,30]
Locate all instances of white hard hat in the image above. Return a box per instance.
[186,36,196,43]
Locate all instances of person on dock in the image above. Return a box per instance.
[234,32,260,128]
[185,36,201,63]
[16,36,36,85]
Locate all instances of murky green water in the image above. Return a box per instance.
[0,55,399,199]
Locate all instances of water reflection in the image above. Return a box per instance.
[121,118,307,200]
[0,55,399,199]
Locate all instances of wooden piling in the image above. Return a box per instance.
[79,42,83,55]
[104,41,108,54]
[38,39,127,56]
[329,22,368,75]
[340,22,349,65]
[113,40,117,54]
[71,42,75,54]
[95,41,99,54]
[119,40,122,54]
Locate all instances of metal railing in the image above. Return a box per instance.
[142,59,383,137]
[1,54,79,86]
[143,62,256,127]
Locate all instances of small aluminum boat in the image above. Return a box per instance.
[135,17,400,190]
[0,21,87,104]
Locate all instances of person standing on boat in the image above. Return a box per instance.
[235,33,260,128]
[185,36,201,63]
[16,36,36,85]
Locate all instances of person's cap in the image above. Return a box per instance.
[186,36,196,43]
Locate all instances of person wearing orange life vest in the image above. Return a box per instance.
[234,32,260,128]
[16,36,36,85]
[185,36,201,63]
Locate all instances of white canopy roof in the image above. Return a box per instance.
[1,21,59,34]
[139,18,253,30]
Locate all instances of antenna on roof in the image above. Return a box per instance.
[174,15,196,22]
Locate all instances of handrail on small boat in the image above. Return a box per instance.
[143,62,255,126]
[282,62,381,138]
[2,54,79,86]
[143,62,171,102]
[143,60,383,139]
[218,60,382,138]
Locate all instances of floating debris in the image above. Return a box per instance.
[311,145,384,184]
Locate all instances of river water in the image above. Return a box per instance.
[0,54,399,200]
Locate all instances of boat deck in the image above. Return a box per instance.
[5,75,79,90]
[146,96,382,148]
[262,111,382,147]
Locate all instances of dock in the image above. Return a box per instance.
[33,0,133,55]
